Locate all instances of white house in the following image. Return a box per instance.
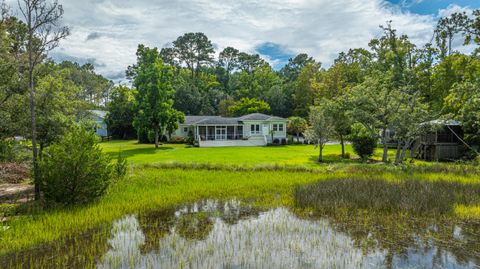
[172,113,288,147]
[89,110,108,137]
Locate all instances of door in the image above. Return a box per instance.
[215,126,227,140]
[262,124,269,136]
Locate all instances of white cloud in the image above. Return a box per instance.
[6,0,467,82]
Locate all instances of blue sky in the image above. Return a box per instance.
[7,0,478,82]
[387,0,480,15]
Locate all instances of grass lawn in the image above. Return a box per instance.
[1,140,479,257]
[100,140,402,166]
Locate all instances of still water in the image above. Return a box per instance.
[2,199,479,268]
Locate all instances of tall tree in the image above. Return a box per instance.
[172,32,215,77]
[106,85,137,139]
[217,46,239,91]
[293,63,321,118]
[228,97,270,116]
[280,53,317,82]
[18,0,69,200]
[131,45,179,148]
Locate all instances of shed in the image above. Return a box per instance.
[413,120,463,161]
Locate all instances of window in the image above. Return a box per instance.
[273,124,284,132]
[250,124,260,134]
[183,127,188,133]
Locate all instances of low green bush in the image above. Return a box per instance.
[350,124,376,161]
[39,126,113,206]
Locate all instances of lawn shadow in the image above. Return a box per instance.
[105,146,174,159]
[308,154,355,164]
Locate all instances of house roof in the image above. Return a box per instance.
[183,113,286,125]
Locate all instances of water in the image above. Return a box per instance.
[2,199,479,268]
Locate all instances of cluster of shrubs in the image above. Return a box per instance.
[271,138,288,145]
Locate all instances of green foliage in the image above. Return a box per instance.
[106,86,137,139]
[350,124,376,161]
[304,106,335,162]
[130,44,181,148]
[114,150,128,180]
[39,126,113,206]
[228,98,270,116]
[287,116,307,142]
[293,63,321,117]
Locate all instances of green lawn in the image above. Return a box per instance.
[100,140,400,166]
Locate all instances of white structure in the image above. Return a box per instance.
[89,110,108,137]
[172,113,288,147]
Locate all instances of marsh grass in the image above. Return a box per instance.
[295,178,480,215]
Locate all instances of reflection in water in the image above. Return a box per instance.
[1,199,479,268]
[98,208,385,269]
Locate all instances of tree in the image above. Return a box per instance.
[34,65,84,159]
[228,98,270,116]
[172,32,215,77]
[165,108,185,140]
[18,0,69,200]
[217,47,239,91]
[237,52,268,74]
[304,106,335,162]
[106,85,136,139]
[435,12,469,58]
[287,116,307,143]
[131,45,178,148]
[39,125,113,206]
[322,98,352,158]
[293,63,321,117]
[280,53,317,82]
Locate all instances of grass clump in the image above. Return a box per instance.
[295,178,480,215]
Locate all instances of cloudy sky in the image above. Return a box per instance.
[7,0,480,83]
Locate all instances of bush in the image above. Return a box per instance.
[169,136,186,144]
[350,124,376,161]
[39,126,113,206]
[114,150,128,179]
[281,138,287,145]
[273,138,280,145]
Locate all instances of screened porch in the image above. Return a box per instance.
[196,125,244,141]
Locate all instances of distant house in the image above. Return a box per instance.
[89,110,108,137]
[172,113,288,147]
[413,120,464,161]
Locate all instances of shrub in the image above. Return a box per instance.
[281,138,287,145]
[350,124,376,161]
[114,150,128,179]
[169,136,185,144]
[39,126,113,206]
[273,138,280,145]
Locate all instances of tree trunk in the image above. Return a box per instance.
[154,127,159,149]
[28,24,40,200]
[381,127,388,163]
[318,142,323,162]
[296,132,299,143]
[394,141,402,164]
[340,134,345,158]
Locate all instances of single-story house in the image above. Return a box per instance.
[172,113,288,147]
[89,110,108,137]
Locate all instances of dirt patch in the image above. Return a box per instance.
[0,163,30,184]
[0,183,34,202]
